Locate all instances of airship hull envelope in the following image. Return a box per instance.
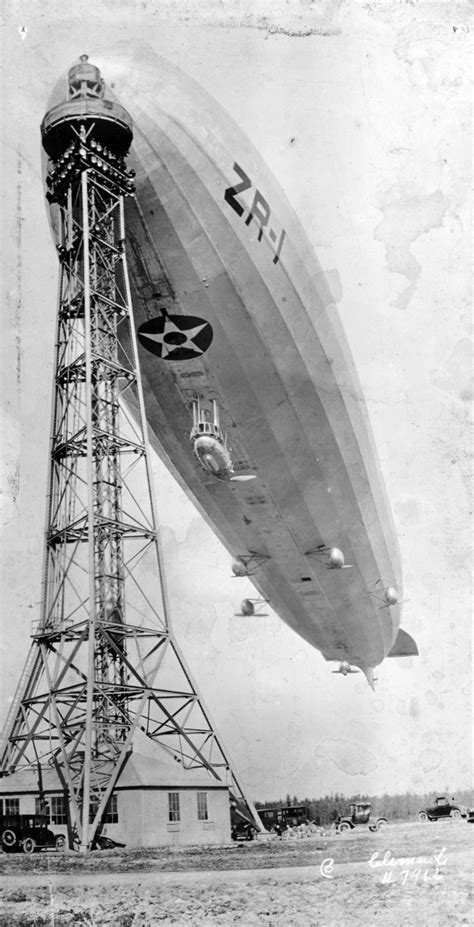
[44,47,415,679]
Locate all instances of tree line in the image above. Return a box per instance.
[255,788,473,826]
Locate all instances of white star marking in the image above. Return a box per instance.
[140,317,209,358]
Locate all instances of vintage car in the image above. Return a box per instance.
[335,802,387,833]
[231,820,258,841]
[0,814,65,854]
[418,797,468,822]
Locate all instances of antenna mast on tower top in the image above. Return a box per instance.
[0,55,260,851]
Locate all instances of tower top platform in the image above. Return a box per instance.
[41,55,133,160]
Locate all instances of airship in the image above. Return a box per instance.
[42,48,418,688]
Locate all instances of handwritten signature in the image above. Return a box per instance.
[319,848,448,884]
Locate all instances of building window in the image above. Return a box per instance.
[35,797,51,818]
[89,801,98,824]
[105,794,118,823]
[168,792,180,822]
[5,798,19,816]
[197,792,208,821]
[89,793,119,824]
[51,795,68,824]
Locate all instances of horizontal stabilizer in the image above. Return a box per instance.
[387,628,419,658]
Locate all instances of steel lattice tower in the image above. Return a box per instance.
[0,56,260,851]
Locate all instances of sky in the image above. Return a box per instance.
[0,0,472,804]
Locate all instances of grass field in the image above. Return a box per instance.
[1,820,472,925]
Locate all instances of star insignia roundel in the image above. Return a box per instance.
[137,314,214,361]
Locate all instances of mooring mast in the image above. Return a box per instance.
[0,56,260,851]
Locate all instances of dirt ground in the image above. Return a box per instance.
[0,820,472,926]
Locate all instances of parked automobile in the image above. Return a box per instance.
[335,802,387,833]
[418,797,468,822]
[1,815,65,854]
[231,820,257,841]
[257,804,309,832]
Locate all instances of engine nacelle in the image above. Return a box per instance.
[193,434,233,479]
[190,398,255,483]
[328,547,345,569]
[190,398,235,480]
[232,557,247,576]
[384,586,399,606]
[240,598,255,616]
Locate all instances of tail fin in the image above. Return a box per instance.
[362,667,376,690]
[388,629,419,657]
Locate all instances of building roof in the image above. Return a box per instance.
[118,752,229,790]
[0,751,229,794]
